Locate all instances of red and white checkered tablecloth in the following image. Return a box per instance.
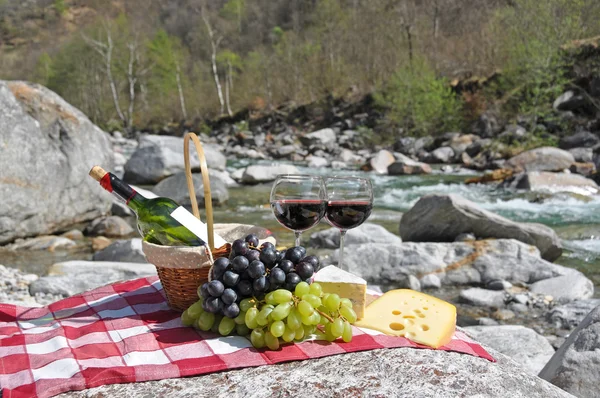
[0,276,494,398]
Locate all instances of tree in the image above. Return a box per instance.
[216,49,242,116]
[200,6,226,116]
[148,29,189,120]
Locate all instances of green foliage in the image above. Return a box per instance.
[33,52,54,86]
[147,29,185,92]
[377,57,462,136]
[54,0,67,16]
[220,0,245,22]
[491,0,599,120]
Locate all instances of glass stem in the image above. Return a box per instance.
[339,229,347,271]
[295,231,302,247]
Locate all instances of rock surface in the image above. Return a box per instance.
[387,153,432,175]
[514,171,598,195]
[546,299,600,329]
[539,304,600,398]
[366,149,395,174]
[241,164,300,184]
[124,135,226,184]
[506,147,575,172]
[29,261,156,297]
[529,273,594,304]
[58,344,573,398]
[152,172,229,207]
[331,239,590,302]
[0,81,114,244]
[463,325,555,375]
[309,223,402,249]
[92,238,146,263]
[559,131,599,149]
[399,194,562,261]
[459,288,506,308]
[7,235,76,251]
[85,216,135,238]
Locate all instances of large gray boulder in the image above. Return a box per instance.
[513,171,598,195]
[559,131,599,149]
[58,345,573,398]
[546,299,600,330]
[29,260,156,297]
[399,194,562,262]
[463,325,555,375]
[365,149,395,174]
[0,81,114,244]
[529,273,594,304]
[568,147,593,163]
[299,128,336,148]
[539,305,600,397]
[332,239,592,303]
[506,147,575,172]
[388,153,432,175]
[153,172,229,207]
[240,164,300,184]
[309,223,402,249]
[124,135,227,184]
[92,239,146,263]
[459,288,506,308]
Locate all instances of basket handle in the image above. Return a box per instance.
[183,132,215,251]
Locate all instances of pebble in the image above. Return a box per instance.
[0,264,58,306]
[92,236,112,251]
[487,279,513,291]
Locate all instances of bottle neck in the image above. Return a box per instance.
[99,172,146,212]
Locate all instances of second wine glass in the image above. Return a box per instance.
[324,176,373,271]
[270,175,326,247]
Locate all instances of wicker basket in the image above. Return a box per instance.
[143,132,231,312]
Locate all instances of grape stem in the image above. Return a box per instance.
[314,308,335,323]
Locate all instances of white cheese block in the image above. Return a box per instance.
[313,266,367,319]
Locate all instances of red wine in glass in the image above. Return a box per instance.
[326,201,373,230]
[271,199,325,231]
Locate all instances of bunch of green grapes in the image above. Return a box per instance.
[181,282,357,349]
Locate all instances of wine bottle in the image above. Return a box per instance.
[89,166,226,248]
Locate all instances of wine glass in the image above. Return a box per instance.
[324,176,373,271]
[270,175,326,247]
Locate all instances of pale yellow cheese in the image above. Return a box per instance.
[313,266,367,319]
[355,289,456,348]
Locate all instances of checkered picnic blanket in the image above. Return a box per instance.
[0,276,494,398]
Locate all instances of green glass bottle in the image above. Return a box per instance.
[89,166,206,246]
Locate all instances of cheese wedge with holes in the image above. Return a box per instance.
[355,289,456,348]
[313,266,367,319]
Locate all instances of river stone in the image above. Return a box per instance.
[123,135,227,184]
[539,304,600,397]
[0,81,114,245]
[399,194,562,262]
[459,288,506,308]
[429,146,455,163]
[309,223,402,249]
[568,147,593,163]
[241,164,300,184]
[506,147,575,172]
[29,260,156,297]
[85,216,135,238]
[449,134,479,157]
[546,299,600,330]
[388,153,432,175]
[57,344,573,398]
[92,238,146,263]
[209,169,239,188]
[529,273,594,304]
[463,325,555,375]
[7,235,76,251]
[420,274,442,289]
[559,131,599,149]
[332,239,587,298]
[299,128,336,147]
[274,144,298,158]
[339,148,364,164]
[307,155,329,168]
[366,149,395,174]
[514,171,598,195]
[153,172,229,207]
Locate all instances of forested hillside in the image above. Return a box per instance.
[1,0,599,135]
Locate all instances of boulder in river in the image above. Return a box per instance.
[459,288,506,308]
[241,164,300,184]
[85,216,135,238]
[463,325,555,376]
[309,223,402,249]
[29,260,156,297]
[364,149,395,174]
[7,235,76,251]
[428,146,455,163]
[568,147,593,163]
[0,81,114,245]
[299,128,336,148]
[539,304,600,397]
[546,299,600,330]
[332,239,591,303]
[506,147,575,172]
[387,154,432,175]
[513,171,598,195]
[399,194,562,262]
[124,135,227,184]
[153,172,229,207]
[92,238,146,263]
[59,343,573,398]
[529,273,594,304]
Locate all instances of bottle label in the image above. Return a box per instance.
[170,207,228,248]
